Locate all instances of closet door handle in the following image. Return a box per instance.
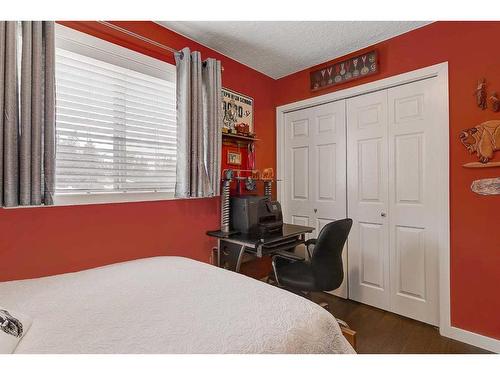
[314,208,318,213]
[381,212,387,217]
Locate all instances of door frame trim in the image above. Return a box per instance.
[276,62,495,352]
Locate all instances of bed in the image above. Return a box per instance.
[0,256,355,354]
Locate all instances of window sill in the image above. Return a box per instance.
[0,192,217,210]
[53,191,176,206]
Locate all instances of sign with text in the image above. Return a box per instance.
[310,50,378,91]
[222,88,254,133]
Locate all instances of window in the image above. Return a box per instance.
[54,25,176,203]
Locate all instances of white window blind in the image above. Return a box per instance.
[55,25,177,195]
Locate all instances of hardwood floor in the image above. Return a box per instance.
[310,292,491,354]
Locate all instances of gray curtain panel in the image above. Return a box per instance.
[202,58,222,196]
[175,47,222,198]
[0,21,56,207]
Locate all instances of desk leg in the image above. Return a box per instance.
[217,239,221,267]
[219,240,246,273]
[235,245,245,272]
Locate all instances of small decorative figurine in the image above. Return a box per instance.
[490,92,500,112]
[223,169,234,181]
[235,122,250,136]
[262,168,274,180]
[474,78,487,110]
[251,169,260,180]
[245,177,257,191]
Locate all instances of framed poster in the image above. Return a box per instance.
[222,88,254,135]
[310,50,378,91]
[227,151,242,165]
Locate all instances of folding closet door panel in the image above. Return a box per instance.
[283,100,348,298]
[388,78,440,325]
[284,108,314,230]
[311,101,347,297]
[311,101,347,237]
[347,90,391,310]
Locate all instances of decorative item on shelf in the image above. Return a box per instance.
[247,142,256,170]
[224,169,234,180]
[460,120,500,166]
[261,168,274,180]
[310,50,378,91]
[474,78,487,110]
[490,92,500,112]
[245,177,257,191]
[261,168,274,197]
[235,122,251,137]
[222,88,254,136]
[227,151,242,166]
[471,177,500,195]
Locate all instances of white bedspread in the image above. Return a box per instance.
[0,256,354,354]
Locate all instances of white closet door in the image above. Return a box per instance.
[283,100,348,297]
[347,90,391,310]
[387,78,439,325]
[283,107,313,228]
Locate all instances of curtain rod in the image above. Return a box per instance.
[96,21,224,71]
[97,21,180,54]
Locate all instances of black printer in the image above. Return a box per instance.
[230,195,283,235]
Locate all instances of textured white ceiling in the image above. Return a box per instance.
[157,21,431,79]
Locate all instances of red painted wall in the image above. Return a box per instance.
[273,21,500,339]
[0,21,275,281]
[0,198,220,280]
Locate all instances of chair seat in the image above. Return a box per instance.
[273,219,352,294]
[277,261,316,291]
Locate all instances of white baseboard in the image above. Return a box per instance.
[440,325,500,353]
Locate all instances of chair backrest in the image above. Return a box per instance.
[311,218,353,291]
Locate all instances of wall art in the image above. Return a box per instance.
[310,50,378,91]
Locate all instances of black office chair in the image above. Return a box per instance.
[271,218,353,296]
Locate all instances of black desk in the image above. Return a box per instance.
[207,224,314,272]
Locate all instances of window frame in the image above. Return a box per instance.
[54,24,178,206]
